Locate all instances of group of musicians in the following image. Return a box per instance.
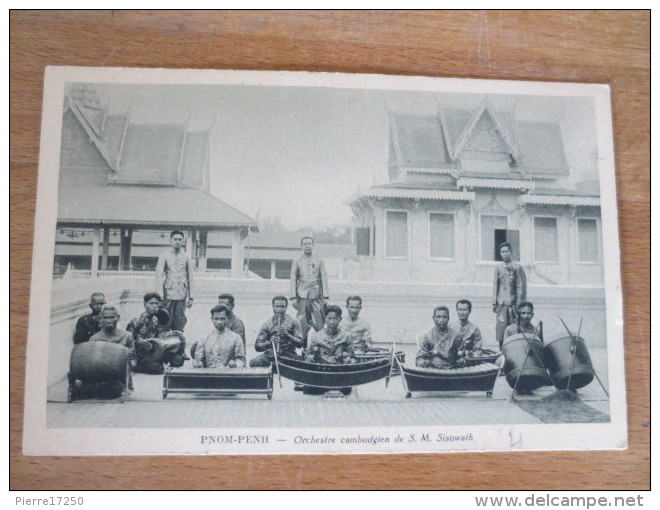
[72,233,537,387]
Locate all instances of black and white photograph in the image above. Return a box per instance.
[23,67,625,456]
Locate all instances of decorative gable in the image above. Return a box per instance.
[448,99,519,165]
[460,110,512,161]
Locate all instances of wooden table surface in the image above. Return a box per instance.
[10,10,649,490]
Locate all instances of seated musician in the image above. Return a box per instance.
[73,292,106,344]
[127,292,188,374]
[218,293,246,351]
[193,305,246,368]
[451,299,484,359]
[250,296,304,367]
[504,301,543,343]
[85,305,136,396]
[415,306,464,369]
[341,295,373,353]
[305,305,355,365]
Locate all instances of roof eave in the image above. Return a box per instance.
[518,196,600,207]
[57,219,261,231]
[353,189,475,202]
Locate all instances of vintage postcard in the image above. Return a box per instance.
[23,67,625,455]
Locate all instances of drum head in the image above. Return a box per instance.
[156,308,171,325]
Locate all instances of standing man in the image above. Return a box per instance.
[451,299,483,358]
[217,293,246,350]
[415,306,464,369]
[73,292,106,344]
[290,236,328,343]
[155,230,194,332]
[492,242,527,349]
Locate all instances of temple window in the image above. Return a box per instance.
[385,210,408,258]
[534,216,559,262]
[429,212,455,259]
[577,218,599,263]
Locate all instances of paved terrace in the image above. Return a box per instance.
[47,344,610,429]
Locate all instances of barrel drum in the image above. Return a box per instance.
[140,336,184,363]
[67,341,130,402]
[501,333,551,392]
[69,341,129,383]
[543,333,594,390]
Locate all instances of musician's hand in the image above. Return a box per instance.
[187,297,194,309]
[492,305,498,313]
[276,326,288,337]
[136,339,151,351]
[161,298,170,308]
[228,360,237,368]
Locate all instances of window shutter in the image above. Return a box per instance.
[506,229,520,261]
[386,211,408,258]
[578,219,598,262]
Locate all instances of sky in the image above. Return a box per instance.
[95,81,598,231]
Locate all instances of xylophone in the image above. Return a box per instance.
[163,367,273,399]
[398,361,500,398]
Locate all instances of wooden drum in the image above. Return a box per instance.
[68,341,130,402]
[501,333,551,392]
[543,333,594,390]
[69,341,129,383]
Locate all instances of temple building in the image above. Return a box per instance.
[350,99,603,286]
[55,85,260,279]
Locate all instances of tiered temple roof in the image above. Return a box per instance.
[358,98,597,207]
[59,84,258,231]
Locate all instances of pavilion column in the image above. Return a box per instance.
[187,229,196,266]
[567,208,576,285]
[465,202,477,280]
[101,227,110,270]
[119,228,133,271]
[270,260,277,279]
[90,227,100,277]
[230,229,245,278]
[197,230,208,272]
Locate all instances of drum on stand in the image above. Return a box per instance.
[501,333,551,392]
[543,333,594,390]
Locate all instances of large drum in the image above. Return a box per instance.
[543,333,594,390]
[68,341,130,401]
[501,333,551,392]
[69,341,129,383]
